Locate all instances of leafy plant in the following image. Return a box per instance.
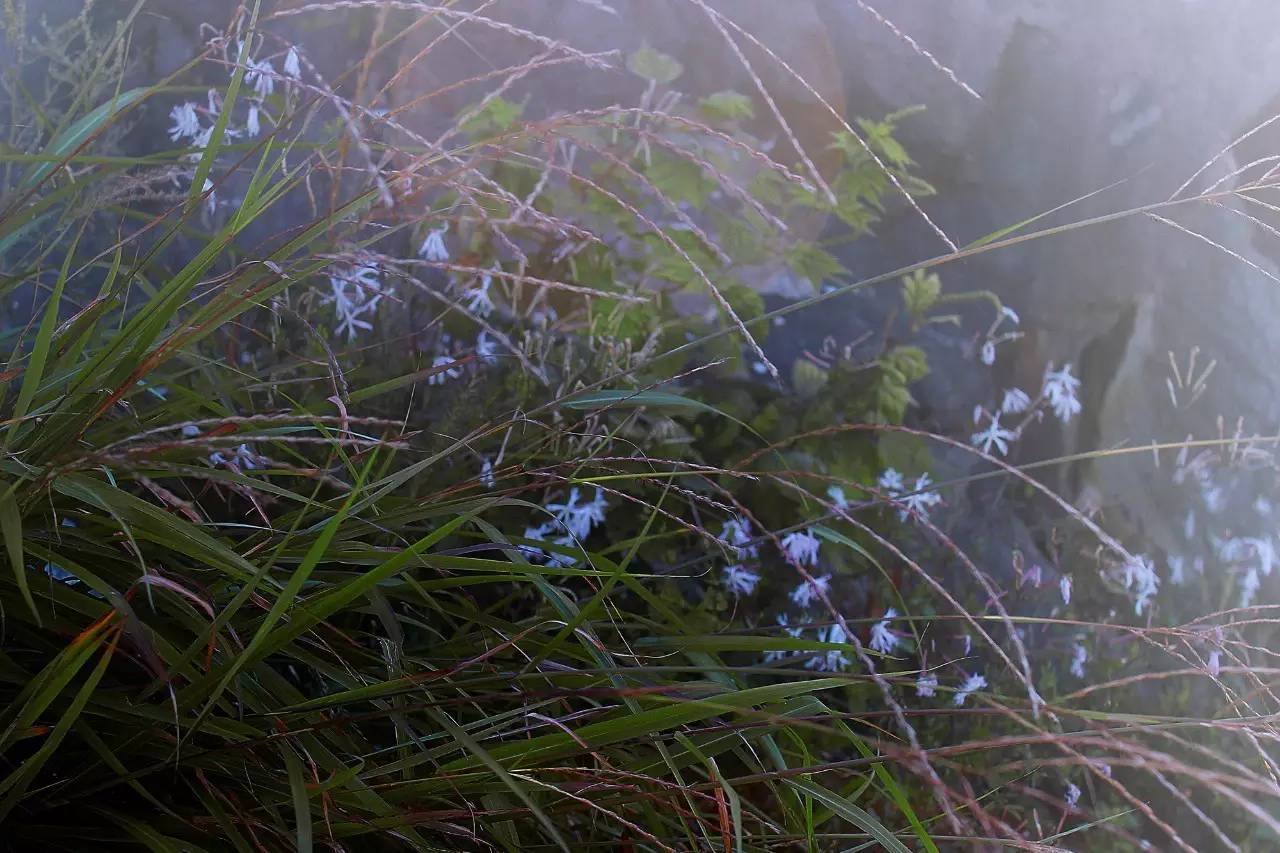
[0,5,1276,851]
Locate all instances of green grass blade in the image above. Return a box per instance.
[784,778,913,853]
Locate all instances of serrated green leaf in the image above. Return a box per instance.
[627,46,683,84]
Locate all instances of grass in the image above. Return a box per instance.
[1,2,1279,850]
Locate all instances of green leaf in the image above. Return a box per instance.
[22,88,147,188]
[0,633,115,821]
[626,46,683,84]
[280,745,314,853]
[646,153,717,209]
[784,778,913,853]
[901,269,941,319]
[791,359,829,398]
[698,90,755,122]
[561,388,720,413]
[7,225,81,449]
[460,96,525,136]
[784,242,847,284]
[0,485,35,624]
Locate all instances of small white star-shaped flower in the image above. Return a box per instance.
[953,673,987,706]
[789,573,831,608]
[971,414,1018,456]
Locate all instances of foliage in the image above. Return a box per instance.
[0,5,1274,852]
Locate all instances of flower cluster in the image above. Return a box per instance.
[1119,554,1160,616]
[806,622,850,672]
[788,572,830,607]
[970,412,1018,456]
[1042,363,1082,423]
[1218,535,1276,608]
[722,563,760,597]
[877,468,943,521]
[970,361,1082,458]
[1069,641,1088,678]
[524,488,609,567]
[324,263,389,342]
[979,305,1022,365]
[869,608,901,655]
[952,672,987,706]
[168,43,303,152]
[781,528,820,566]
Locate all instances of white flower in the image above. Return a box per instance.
[869,608,900,655]
[899,473,942,521]
[980,340,996,365]
[961,633,972,656]
[522,523,552,561]
[1207,649,1221,677]
[1240,566,1261,609]
[1065,783,1081,808]
[324,263,388,341]
[1121,554,1159,615]
[721,515,759,560]
[465,272,495,317]
[190,124,215,159]
[1000,305,1020,326]
[475,331,498,362]
[1060,574,1072,606]
[722,564,760,597]
[780,528,820,566]
[915,672,937,697]
[806,622,850,672]
[522,522,578,568]
[233,443,259,469]
[1203,481,1226,514]
[721,515,753,547]
[1000,387,1031,414]
[790,573,831,608]
[181,424,201,438]
[246,102,261,136]
[779,613,803,637]
[827,485,848,509]
[480,458,495,489]
[764,613,803,663]
[953,673,987,706]
[877,467,905,494]
[419,226,450,262]
[168,102,201,142]
[1043,363,1082,424]
[1069,642,1088,678]
[283,46,302,79]
[427,354,461,384]
[971,414,1018,456]
[546,488,608,540]
[202,178,216,216]
[246,58,276,99]
[1168,554,1186,586]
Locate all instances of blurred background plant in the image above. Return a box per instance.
[0,2,1277,850]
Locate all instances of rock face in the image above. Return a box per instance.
[814,0,1280,553]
